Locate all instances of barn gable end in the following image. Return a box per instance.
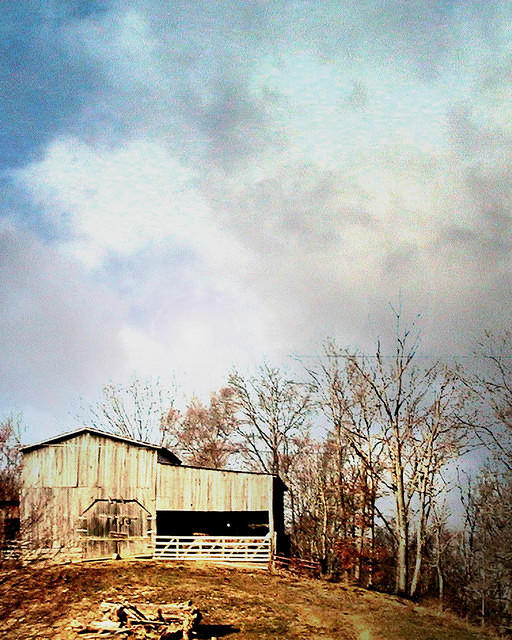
[21,429,162,558]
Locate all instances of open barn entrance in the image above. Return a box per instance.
[156,510,269,537]
[154,511,271,562]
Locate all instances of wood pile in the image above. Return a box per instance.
[69,600,202,639]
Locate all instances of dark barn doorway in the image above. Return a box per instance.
[156,510,269,537]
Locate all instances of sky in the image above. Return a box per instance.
[1,0,512,444]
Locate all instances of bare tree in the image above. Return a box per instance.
[312,313,472,596]
[454,464,512,627]
[443,331,512,626]
[0,414,23,502]
[427,504,454,611]
[228,364,312,478]
[177,388,238,468]
[465,330,512,470]
[0,414,24,559]
[408,366,473,596]
[228,363,313,539]
[288,433,366,578]
[305,342,387,586]
[82,377,180,446]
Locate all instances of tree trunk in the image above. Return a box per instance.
[320,488,328,574]
[410,528,422,598]
[480,567,486,627]
[410,475,429,597]
[396,521,408,595]
[354,520,363,584]
[368,492,375,589]
[393,437,409,595]
[437,564,444,611]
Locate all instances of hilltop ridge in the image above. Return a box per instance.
[0,561,492,640]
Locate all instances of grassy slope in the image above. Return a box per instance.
[0,561,491,640]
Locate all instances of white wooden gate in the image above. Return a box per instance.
[153,536,271,563]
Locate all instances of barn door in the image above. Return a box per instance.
[79,499,152,559]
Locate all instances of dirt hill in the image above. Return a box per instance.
[0,560,492,639]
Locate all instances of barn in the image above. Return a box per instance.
[20,427,286,562]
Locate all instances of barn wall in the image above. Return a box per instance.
[21,432,282,559]
[21,433,157,555]
[156,465,272,513]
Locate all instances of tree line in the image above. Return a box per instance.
[2,313,512,630]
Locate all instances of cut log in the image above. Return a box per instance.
[74,619,130,633]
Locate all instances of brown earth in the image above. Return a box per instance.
[0,560,493,640]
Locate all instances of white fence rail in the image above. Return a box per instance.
[153,536,271,562]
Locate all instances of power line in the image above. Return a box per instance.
[292,353,512,359]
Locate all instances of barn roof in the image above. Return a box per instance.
[21,427,287,488]
[20,426,182,465]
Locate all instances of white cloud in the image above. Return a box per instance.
[118,275,283,402]
[14,137,251,271]
[0,220,127,409]
[5,0,512,441]
[14,139,192,262]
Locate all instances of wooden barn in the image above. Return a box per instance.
[20,428,285,562]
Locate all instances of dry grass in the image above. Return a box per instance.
[0,560,494,640]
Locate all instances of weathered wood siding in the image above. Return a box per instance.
[22,433,156,491]
[156,465,272,513]
[21,430,281,560]
[21,432,157,556]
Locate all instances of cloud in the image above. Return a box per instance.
[48,3,283,171]
[0,220,126,408]
[13,137,222,268]
[4,0,512,440]
[11,135,284,400]
[0,1,114,169]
